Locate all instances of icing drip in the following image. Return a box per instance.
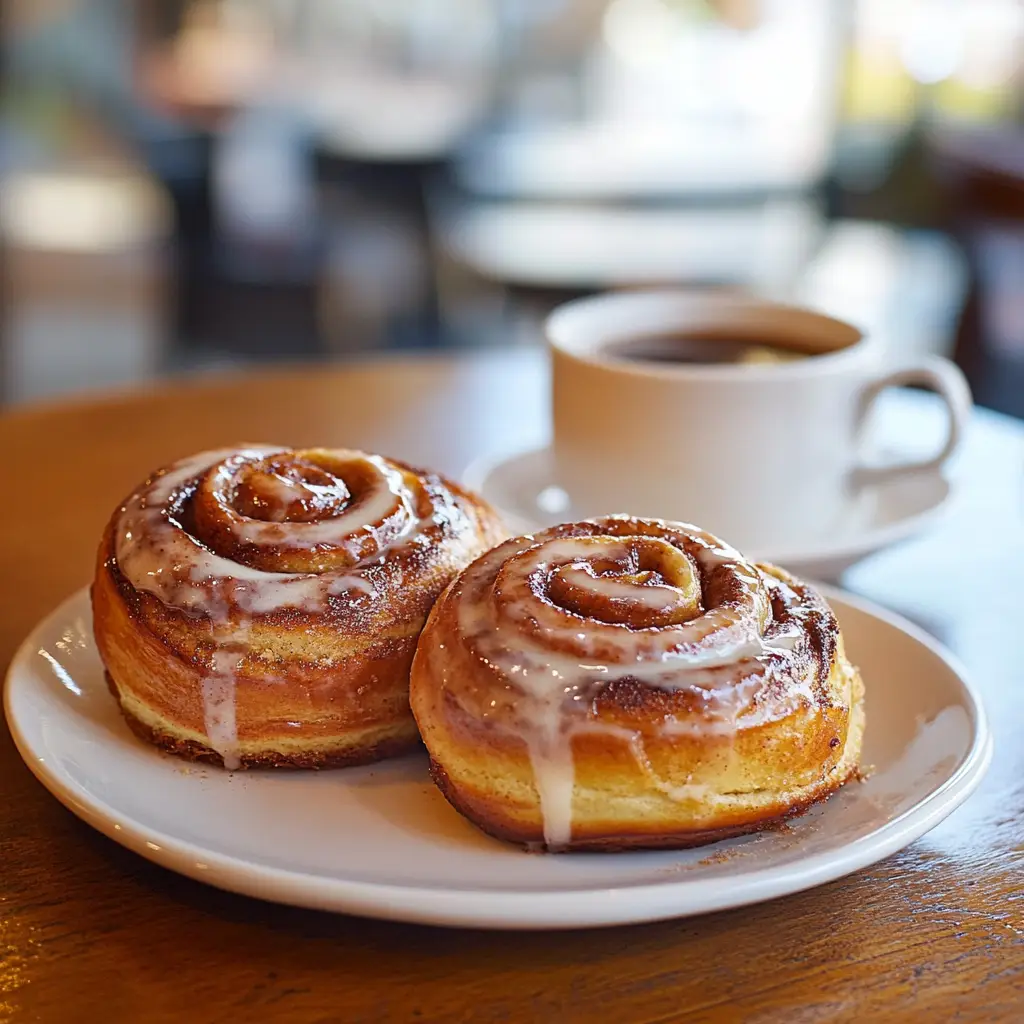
[448,518,834,848]
[113,446,458,766]
[197,596,249,769]
[202,672,239,770]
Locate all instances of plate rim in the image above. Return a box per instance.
[462,443,953,568]
[4,585,992,930]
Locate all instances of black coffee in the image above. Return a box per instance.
[603,334,815,366]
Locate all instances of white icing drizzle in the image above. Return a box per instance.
[448,520,829,848]
[223,458,415,552]
[113,446,456,766]
[560,567,684,608]
[115,448,412,615]
[201,673,239,770]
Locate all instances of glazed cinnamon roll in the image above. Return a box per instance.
[92,446,504,768]
[410,516,864,851]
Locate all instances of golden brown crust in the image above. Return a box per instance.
[427,753,862,852]
[93,446,505,769]
[105,672,422,769]
[410,515,865,851]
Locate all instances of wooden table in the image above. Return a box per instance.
[1,352,1021,1022]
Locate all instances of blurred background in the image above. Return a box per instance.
[1,0,1021,415]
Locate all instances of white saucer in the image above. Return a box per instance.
[464,446,950,581]
[5,586,990,930]
[464,388,960,581]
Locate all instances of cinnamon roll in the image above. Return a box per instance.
[410,516,864,851]
[92,446,504,769]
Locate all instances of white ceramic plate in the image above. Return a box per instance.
[5,586,990,930]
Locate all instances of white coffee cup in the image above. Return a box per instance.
[547,290,972,552]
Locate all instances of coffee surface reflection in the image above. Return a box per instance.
[603,334,814,366]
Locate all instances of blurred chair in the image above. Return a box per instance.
[0,170,172,403]
[929,127,1024,418]
[290,0,499,350]
[314,156,449,351]
[317,180,435,353]
[135,1,326,360]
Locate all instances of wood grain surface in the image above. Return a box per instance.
[0,350,1021,1023]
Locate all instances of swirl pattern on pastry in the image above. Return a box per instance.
[93,446,505,768]
[410,516,864,850]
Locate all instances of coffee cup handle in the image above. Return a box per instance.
[851,356,972,487]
